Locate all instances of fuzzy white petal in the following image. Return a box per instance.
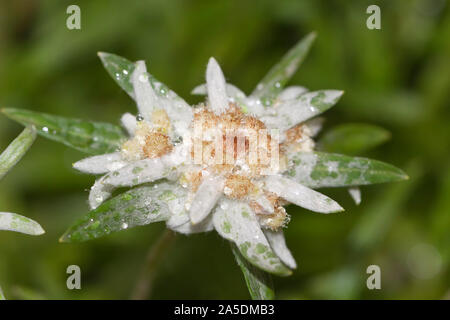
[263,230,297,269]
[348,187,362,205]
[303,117,324,137]
[132,60,158,120]
[170,215,214,234]
[254,195,275,214]
[192,83,246,99]
[73,152,127,174]
[260,90,343,132]
[166,211,190,229]
[278,86,308,100]
[213,199,291,275]
[206,58,229,114]
[241,97,267,117]
[121,113,137,136]
[89,157,173,209]
[265,175,344,214]
[191,84,208,95]
[107,158,169,186]
[189,175,224,224]
[0,212,45,235]
[131,62,192,136]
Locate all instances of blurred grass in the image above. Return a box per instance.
[0,0,449,299]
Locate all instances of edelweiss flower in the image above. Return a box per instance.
[58,34,407,276]
[71,53,341,275]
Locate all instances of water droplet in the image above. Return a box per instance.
[121,222,128,229]
[122,69,129,75]
[42,127,49,133]
[139,73,149,82]
[136,114,144,121]
[275,82,281,88]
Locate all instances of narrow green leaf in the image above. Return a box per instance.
[261,90,343,130]
[98,52,136,98]
[231,244,275,300]
[0,126,36,180]
[318,123,391,155]
[251,32,316,102]
[1,108,126,155]
[286,152,409,188]
[0,285,5,300]
[0,212,45,235]
[60,183,181,242]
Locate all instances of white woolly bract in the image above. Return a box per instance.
[264,175,344,214]
[191,83,246,100]
[263,229,297,269]
[132,61,159,120]
[260,90,343,132]
[348,187,362,205]
[189,175,224,224]
[278,86,308,100]
[206,57,229,114]
[89,157,173,209]
[0,212,45,235]
[73,152,127,174]
[121,113,137,136]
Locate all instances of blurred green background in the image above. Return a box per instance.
[0,0,449,299]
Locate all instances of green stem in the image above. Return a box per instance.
[130,229,176,300]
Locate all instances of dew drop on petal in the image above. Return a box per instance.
[139,73,149,82]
